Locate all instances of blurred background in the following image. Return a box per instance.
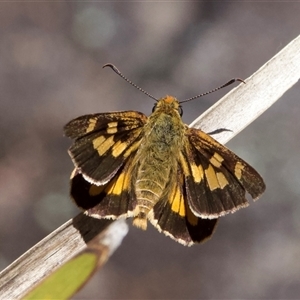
[0,2,300,299]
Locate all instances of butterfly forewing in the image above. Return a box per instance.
[64,111,147,184]
[189,128,266,199]
[64,111,147,139]
[180,142,247,218]
[181,128,265,218]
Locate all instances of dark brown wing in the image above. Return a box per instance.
[179,128,265,219]
[64,111,147,185]
[149,167,218,246]
[70,153,137,218]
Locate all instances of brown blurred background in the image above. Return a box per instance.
[0,2,300,299]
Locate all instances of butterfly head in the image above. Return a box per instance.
[152,95,183,117]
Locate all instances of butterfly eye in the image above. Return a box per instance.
[152,103,157,113]
[178,106,183,116]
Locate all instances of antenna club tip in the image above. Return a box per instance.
[101,64,158,101]
[236,78,246,84]
[103,63,119,72]
[102,63,112,68]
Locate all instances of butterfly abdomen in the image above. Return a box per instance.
[133,154,172,229]
[132,102,185,229]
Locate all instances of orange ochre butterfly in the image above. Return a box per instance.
[64,64,265,246]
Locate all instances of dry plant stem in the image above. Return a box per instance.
[0,35,300,299]
[0,215,119,299]
[191,34,300,143]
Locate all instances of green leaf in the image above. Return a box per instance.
[24,251,99,300]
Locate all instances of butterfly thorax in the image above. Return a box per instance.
[132,96,187,229]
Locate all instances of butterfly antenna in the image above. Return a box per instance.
[180,78,245,104]
[103,63,158,101]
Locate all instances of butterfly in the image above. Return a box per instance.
[64,64,265,246]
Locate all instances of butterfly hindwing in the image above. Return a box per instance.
[70,154,137,219]
[149,167,218,246]
[181,128,266,218]
[64,111,147,184]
